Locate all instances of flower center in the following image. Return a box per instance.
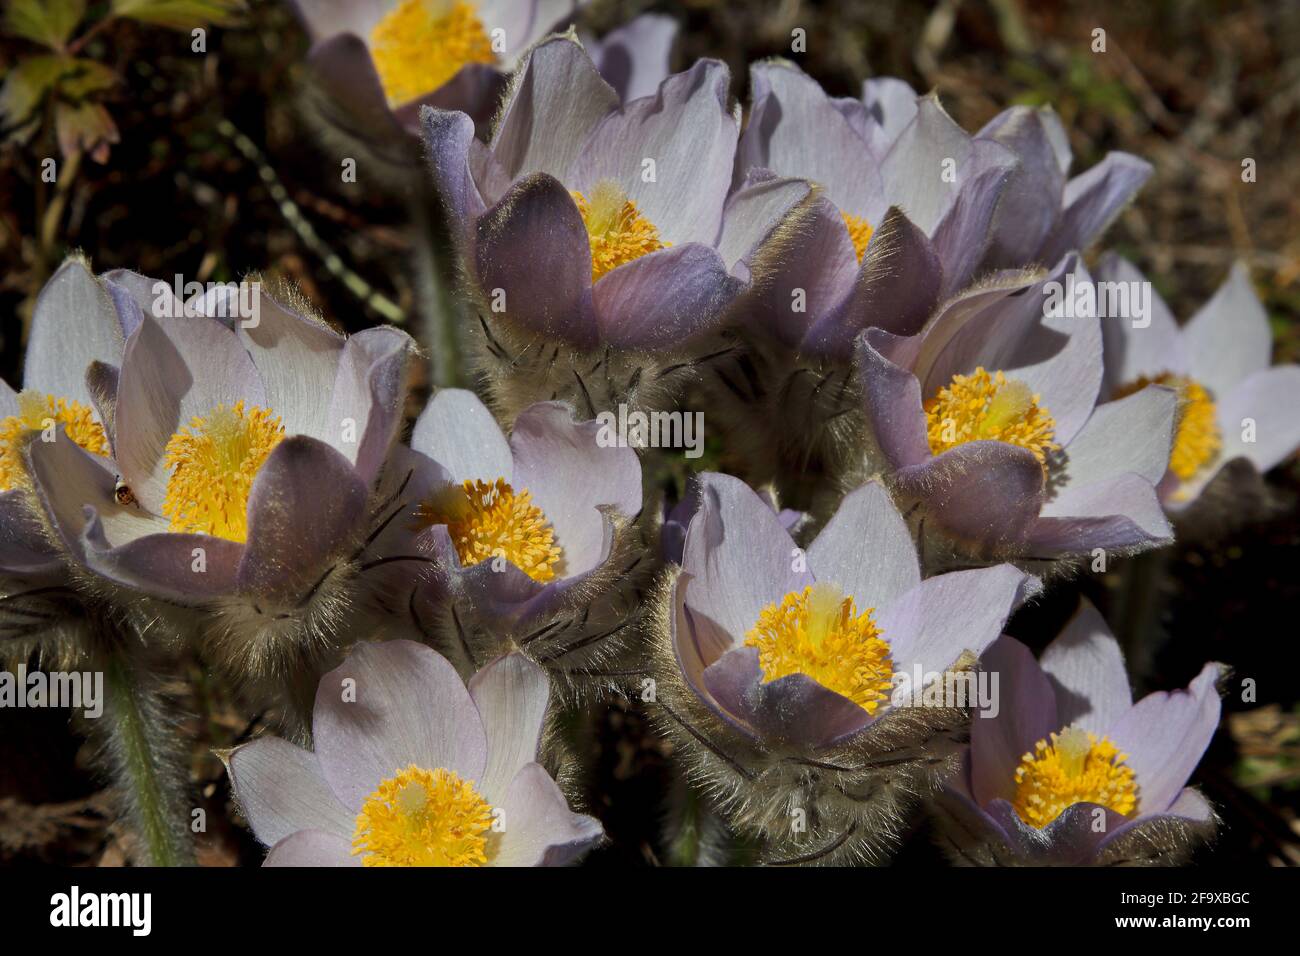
[0,390,109,492]
[571,180,669,282]
[924,367,1059,467]
[369,0,496,107]
[352,765,494,867]
[841,211,874,262]
[415,477,562,583]
[1117,373,1220,484]
[161,401,285,543]
[744,583,894,714]
[1012,725,1139,829]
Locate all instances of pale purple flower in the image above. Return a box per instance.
[672,472,1026,749]
[856,254,1177,564]
[290,0,580,140]
[423,34,811,351]
[582,13,679,103]
[397,387,637,621]
[0,259,133,586]
[1096,255,1300,508]
[23,276,413,610]
[226,640,602,866]
[940,600,1221,865]
[734,62,1150,358]
[661,475,804,566]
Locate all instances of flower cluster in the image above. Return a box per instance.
[2,9,1293,869]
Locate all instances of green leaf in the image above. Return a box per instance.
[110,0,246,30]
[2,0,87,48]
[0,55,67,139]
[59,58,121,99]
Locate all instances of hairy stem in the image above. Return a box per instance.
[101,649,196,867]
[413,193,463,387]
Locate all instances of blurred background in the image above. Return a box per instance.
[1,0,1297,866]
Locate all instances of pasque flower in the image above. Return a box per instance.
[733,62,1152,357]
[423,34,812,419]
[225,640,602,866]
[392,388,650,694]
[21,273,413,708]
[652,471,1027,864]
[855,254,1178,569]
[936,600,1222,865]
[1095,255,1300,509]
[0,257,133,662]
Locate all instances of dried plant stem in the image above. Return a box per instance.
[101,646,195,867]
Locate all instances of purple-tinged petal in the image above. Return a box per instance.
[303,35,411,159]
[976,107,1066,267]
[983,799,1117,864]
[878,94,975,234]
[1183,262,1272,397]
[854,329,931,469]
[468,653,550,805]
[114,313,264,514]
[1108,662,1222,816]
[0,491,62,577]
[587,13,678,103]
[1213,365,1300,475]
[394,63,505,133]
[421,107,509,248]
[263,829,360,867]
[803,207,941,356]
[807,481,919,610]
[861,77,918,154]
[236,436,368,602]
[929,138,1018,296]
[509,401,641,577]
[1164,787,1216,823]
[491,35,618,181]
[879,564,1026,682]
[491,762,603,866]
[703,645,870,748]
[738,61,880,215]
[475,173,597,348]
[571,59,737,246]
[970,636,1058,807]
[288,0,388,43]
[325,326,412,484]
[411,388,512,484]
[1039,600,1131,735]
[680,472,811,641]
[716,173,815,280]
[313,641,488,811]
[1038,152,1152,265]
[592,244,742,349]
[1061,385,1177,490]
[227,737,354,847]
[1031,471,1171,556]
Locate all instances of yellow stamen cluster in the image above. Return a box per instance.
[415,477,562,583]
[1118,373,1221,482]
[841,211,874,262]
[572,180,669,282]
[369,0,496,107]
[924,367,1059,467]
[1012,726,1139,829]
[352,765,494,867]
[744,583,894,714]
[161,401,285,543]
[0,390,108,492]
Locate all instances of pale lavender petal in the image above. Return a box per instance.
[976,107,1066,267]
[421,107,499,248]
[1038,152,1152,264]
[1093,254,1188,393]
[571,59,737,246]
[491,35,618,181]
[587,13,678,103]
[1032,471,1171,556]
[679,472,811,642]
[411,388,512,484]
[1212,365,1300,475]
[509,401,641,577]
[1060,385,1177,490]
[325,326,412,483]
[592,244,742,349]
[227,737,354,847]
[289,0,388,42]
[970,636,1058,806]
[807,481,919,610]
[854,330,931,469]
[303,35,410,156]
[468,653,550,805]
[715,173,814,278]
[878,94,973,234]
[1039,600,1131,735]
[24,258,128,406]
[861,76,918,153]
[1108,662,1222,816]
[0,492,62,577]
[313,641,488,811]
[491,762,603,866]
[263,829,359,867]
[929,138,1018,296]
[1183,262,1272,397]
